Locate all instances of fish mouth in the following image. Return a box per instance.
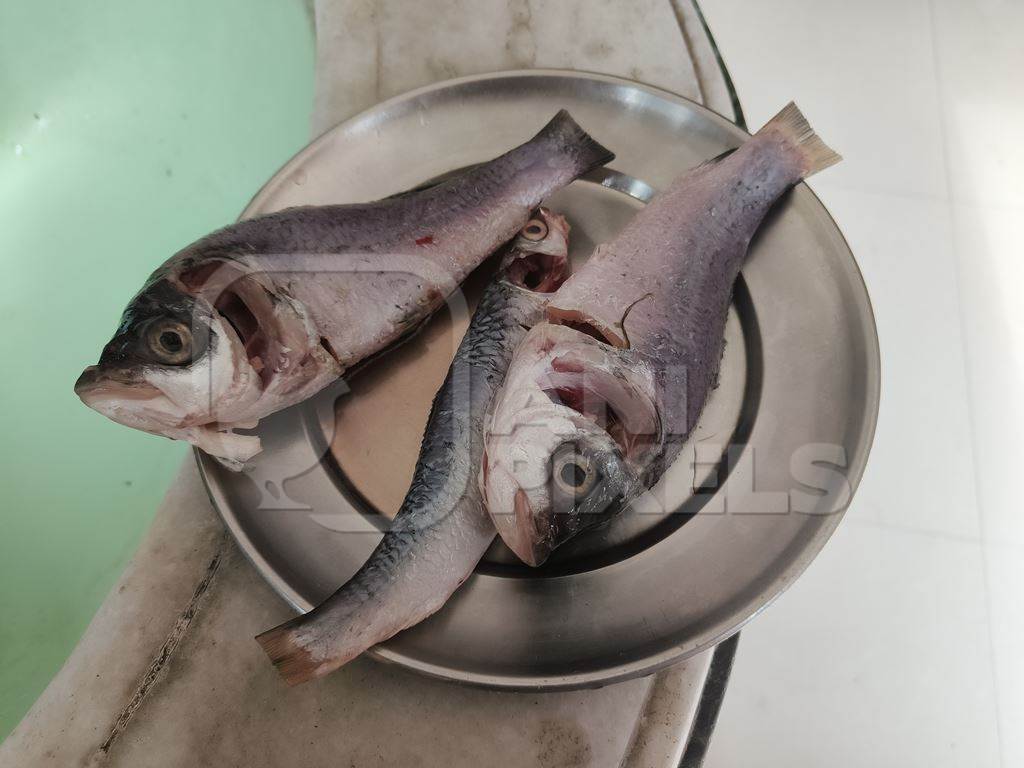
[75,365,162,404]
[482,464,554,566]
[74,365,104,398]
[75,364,261,465]
[74,365,190,434]
[488,438,632,567]
[512,488,545,566]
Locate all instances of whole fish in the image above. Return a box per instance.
[481,103,840,565]
[256,210,570,684]
[74,112,611,468]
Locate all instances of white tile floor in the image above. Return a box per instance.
[700,1,1023,765]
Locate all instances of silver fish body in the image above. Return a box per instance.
[255,211,570,684]
[74,112,611,468]
[482,103,841,565]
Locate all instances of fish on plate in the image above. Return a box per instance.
[74,111,612,468]
[256,210,571,684]
[481,103,840,566]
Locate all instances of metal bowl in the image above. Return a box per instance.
[197,70,880,690]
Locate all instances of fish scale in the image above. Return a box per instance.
[483,103,841,566]
[255,211,570,684]
[75,112,611,468]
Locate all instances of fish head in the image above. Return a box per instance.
[75,275,263,465]
[75,257,342,468]
[482,323,661,565]
[500,208,571,292]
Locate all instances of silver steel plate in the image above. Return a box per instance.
[197,70,880,690]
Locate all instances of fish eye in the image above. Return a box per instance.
[560,460,588,489]
[521,218,548,241]
[552,446,597,497]
[146,320,193,365]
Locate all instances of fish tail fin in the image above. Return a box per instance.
[758,102,841,177]
[533,109,616,174]
[255,619,338,686]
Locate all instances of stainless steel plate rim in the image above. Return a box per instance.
[197,69,880,691]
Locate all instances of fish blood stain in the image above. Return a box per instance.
[415,235,434,246]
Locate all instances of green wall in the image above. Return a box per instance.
[0,0,314,740]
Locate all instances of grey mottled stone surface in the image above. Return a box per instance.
[311,0,735,135]
[0,464,713,767]
[0,2,736,765]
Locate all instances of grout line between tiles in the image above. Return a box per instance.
[843,513,984,545]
